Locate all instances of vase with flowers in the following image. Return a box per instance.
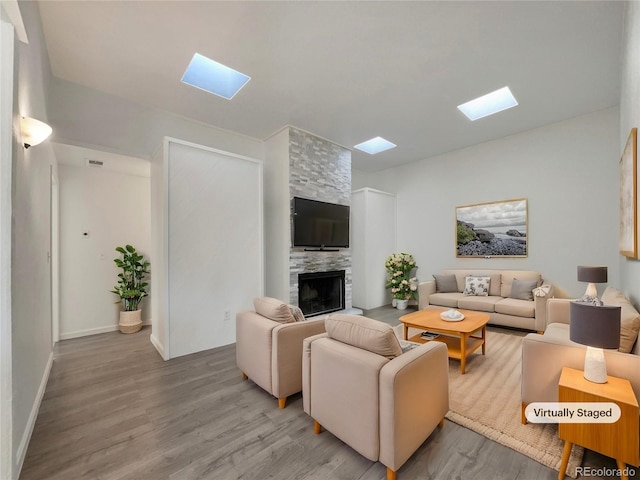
[384,253,418,310]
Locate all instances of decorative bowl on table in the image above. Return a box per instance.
[440,309,464,321]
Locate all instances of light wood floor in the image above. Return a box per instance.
[19,306,636,480]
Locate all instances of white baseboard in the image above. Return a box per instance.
[60,321,152,340]
[15,351,53,474]
[149,333,167,360]
[60,324,118,340]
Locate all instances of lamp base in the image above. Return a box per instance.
[578,295,603,306]
[583,346,608,383]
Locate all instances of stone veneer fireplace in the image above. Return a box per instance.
[298,270,345,316]
[287,127,352,311]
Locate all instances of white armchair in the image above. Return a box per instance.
[236,297,326,408]
[302,314,449,480]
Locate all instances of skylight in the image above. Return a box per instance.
[181,53,251,100]
[457,86,518,121]
[354,137,397,155]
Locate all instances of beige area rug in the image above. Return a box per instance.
[396,326,584,478]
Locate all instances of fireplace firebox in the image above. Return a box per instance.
[298,270,345,317]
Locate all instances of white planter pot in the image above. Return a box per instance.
[119,309,142,334]
[396,299,409,310]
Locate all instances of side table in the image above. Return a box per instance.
[558,367,639,480]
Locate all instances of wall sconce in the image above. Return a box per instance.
[20,117,52,149]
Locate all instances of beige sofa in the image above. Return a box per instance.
[236,297,326,408]
[521,290,640,423]
[418,269,553,332]
[303,314,449,480]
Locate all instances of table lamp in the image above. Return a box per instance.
[569,301,621,383]
[577,265,608,305]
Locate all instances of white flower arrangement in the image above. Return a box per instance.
[385,252,418,300]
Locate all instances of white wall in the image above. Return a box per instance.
[11,1,55,476]
[152,139,263,359]
[620,2,640,305]
[57,151,151,339]
[351,188,397,309]
[362,108,619,298]
[149,145,167,358]
[263,128,290,301]
[48,77,265,163]
[0,11,15,480]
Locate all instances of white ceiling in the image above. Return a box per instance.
[37,1,624,172]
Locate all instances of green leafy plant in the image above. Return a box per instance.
[384,252,418,300]
[111,245,150,311]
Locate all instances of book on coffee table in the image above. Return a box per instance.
[421,331,440,340]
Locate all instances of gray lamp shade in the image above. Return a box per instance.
[577,266,608,284]
[569,301,620,349]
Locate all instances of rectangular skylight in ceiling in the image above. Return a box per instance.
[181,53,251,100]
[354,137,397,155]
[457,86,518,121]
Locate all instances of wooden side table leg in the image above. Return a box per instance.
[558,441,572,480]
[616,460,629,480]
[460,333,467,374]
[403,325,408,340]
[481,326,486,355]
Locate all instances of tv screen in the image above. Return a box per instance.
[293,197,350,248]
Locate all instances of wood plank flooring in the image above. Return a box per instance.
[19,306,637,480]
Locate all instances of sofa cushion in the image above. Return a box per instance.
[485,273,502,297]
[463,276,490,296]
[325,314,403,358]
[433,274,458,293]
[429,292,466,308]
[458,296,501,313]
[500,272,541,298]
[446,271,499,295]
[601,287,640,353]
[495,298,535,318]
[510,278,538,301]
[253,297,295,323]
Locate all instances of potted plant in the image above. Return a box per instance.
[111,244,150,333]
[385,252,418,310]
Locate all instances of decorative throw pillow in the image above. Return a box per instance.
[509,278,538,301]
[463,276,490,296]
[253,297,295,323]
[325,313,403,358]
[472,273,501,296]
[289,305,306,322]
[433,274,459,293]
[601,286,640,353]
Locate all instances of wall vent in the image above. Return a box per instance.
[86,159,104,168]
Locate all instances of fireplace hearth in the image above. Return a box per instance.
[298,270,345,317]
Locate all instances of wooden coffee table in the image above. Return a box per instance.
[399,308,490,374]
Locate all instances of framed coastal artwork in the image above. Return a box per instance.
[456,198,528,258]
[620,128,637,259]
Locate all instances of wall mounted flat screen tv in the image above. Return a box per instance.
[293,197,350,248]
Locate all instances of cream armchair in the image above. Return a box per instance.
[236,297,326,408]
[521,294,640,423]
[302,314,449,480]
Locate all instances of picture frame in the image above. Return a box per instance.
[620,128,637,259]
[456,198,528,258]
